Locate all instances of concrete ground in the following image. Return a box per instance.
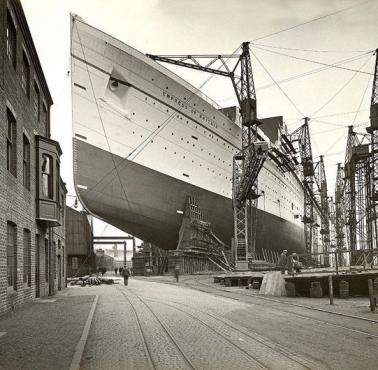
[1,275,378,369]
[0,293,95,370]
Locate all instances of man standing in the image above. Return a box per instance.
[277,250,288,274]
[122,267,130,286]
[174,265,180,283]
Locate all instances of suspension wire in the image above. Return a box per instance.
[73,18,132,209]
[253,45,374,75]
[323,130,349,156]
[249,0,372,43]
[250,43,370,54]
[312,108,369,120]
[257,52,371,91]
[217,52,370,103]
[129,44,243,161]
[250,47,305,117]
[352,72,373,125]
[310,54,374,117]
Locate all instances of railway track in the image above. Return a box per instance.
[140,295,325,370]
[181,276,378,331]
[117,285,196,370]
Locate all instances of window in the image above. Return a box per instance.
[34,82,40,120]
[42,104,49,137]
[56,161,60,202]
[6,10,16,68]
[7,222,17,289]
[62,246,65,276]
[21,52,30,98]
[42,154,53,198]
[6,109,17,177]
[23,229,31,287]
[72,257,78,270]
[23,135,30,189]
[45,239,49,282]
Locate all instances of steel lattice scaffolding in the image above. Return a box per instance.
[343,126,375,255]
[147,43,268,267]
[335,163,346,251]
[314,156,331,265]
[289,118,317,254]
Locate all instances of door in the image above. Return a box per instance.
[35,235,40,298]
[57,255,62,291]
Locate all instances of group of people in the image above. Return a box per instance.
[277,250,302,275]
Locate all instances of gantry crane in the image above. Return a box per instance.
[284,118,316,254]
[314,155,330,265]
[343,126,372,253]
[367,48,378,249]
[147,43,268,268]
[335,163,346,253]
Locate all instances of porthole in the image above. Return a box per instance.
[110,80,118,91]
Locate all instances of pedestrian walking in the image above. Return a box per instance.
[114,267,118,275]
[277,250,288,274]
[119,267,123,276]
[174,265,180,283]
[122,266,130,286]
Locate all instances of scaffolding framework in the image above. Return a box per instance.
[314,155,330,265]
[148,43,268,266]
[289,118,316,254]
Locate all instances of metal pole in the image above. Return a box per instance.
[368,279,376,312]
[328,275,334,305]
[124,242,126,269]
[335,251,339,275]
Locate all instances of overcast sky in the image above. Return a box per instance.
[21,0,378,238]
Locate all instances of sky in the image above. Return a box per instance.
[20,0,378,239]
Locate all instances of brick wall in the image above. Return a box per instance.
[0,0,65,316]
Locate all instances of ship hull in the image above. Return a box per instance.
[75,139,305,252]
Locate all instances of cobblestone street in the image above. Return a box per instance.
[70,277,378,370]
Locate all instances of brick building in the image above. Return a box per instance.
[66,206,95,277]
[0,0,66,315]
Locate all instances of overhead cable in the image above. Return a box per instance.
[253,46,374,75]
[250,0,372,43]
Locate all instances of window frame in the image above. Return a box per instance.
[7,222,17,290]
[21,51,31,98]
[23,229,31,287]
[23,134,30,190]
[41,154,53,199]
[6,10,17,69]
[34,82,40,121]
[6,109,17,177]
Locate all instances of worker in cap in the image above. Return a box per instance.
[277,250,288,274]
